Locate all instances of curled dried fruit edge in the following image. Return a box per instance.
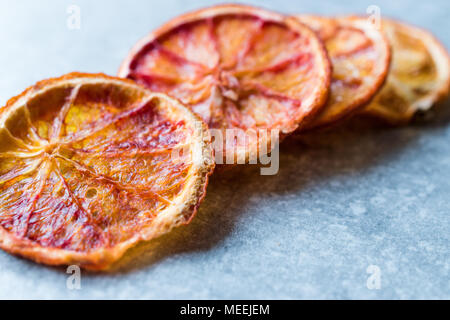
[0,73,214,270]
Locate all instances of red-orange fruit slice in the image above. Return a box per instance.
[0,73,214,270]
[362,19,450,123]
[118,4,331,163]
[296,15,391,129]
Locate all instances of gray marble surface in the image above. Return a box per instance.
[0,0,449,299]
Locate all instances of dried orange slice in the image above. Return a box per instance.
[0,73,214,270]
[362,19,450,123]
[296,15,391,129]
[118,4,331,163]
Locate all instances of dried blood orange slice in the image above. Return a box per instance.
[362,19,450,123]
[296,15,390,129]
[118,4,331,163]
[0,73,214,270]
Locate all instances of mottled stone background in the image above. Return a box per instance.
[0,0,449,299]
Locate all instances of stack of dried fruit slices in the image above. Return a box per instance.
[0,4,449,270]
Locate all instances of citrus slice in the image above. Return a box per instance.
[362,19,450,123]
[0,73,214,270]
[118,4,331,163]
[296,15,391,129]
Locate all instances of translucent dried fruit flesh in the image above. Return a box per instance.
[363,19,450,123]
[0,73,214,270]
[119,5,331,162]
[296,15,391,129]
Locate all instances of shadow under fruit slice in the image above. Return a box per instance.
[362,19,450,123]
[118,4,331,164]
[0,73,214,270]
[296,15,391,129]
